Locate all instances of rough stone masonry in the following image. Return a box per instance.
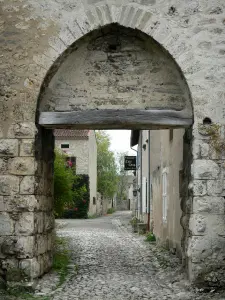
[0,0,225,287]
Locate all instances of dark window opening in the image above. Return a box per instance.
[61,144,69,149]
[93,197,96,205]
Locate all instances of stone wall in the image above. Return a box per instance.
[0,0,224,287]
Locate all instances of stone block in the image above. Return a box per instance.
[1,236,34,258]
[15,212,34,235]
[189,214,206,235]
[34,212,44,233]
[0,176,19,195]
[190,213,225,237]
[187,236,212,263]
[3,195,38,212]
[19,258,40,279]
[192,160,220,180]
[0,213,14,235]
[44,212,55,232]
[192,180,207,196]
[0,158,8,174]
[36,234,48,255]
[8,157,36,175]
[20,139,35,157]
[9,123,37,139]
[193,196,225,214]
[47,232,54,251]
[207,179,224,195]
[0,140,18,157]
[20,176,35,194]
[1,259,22,282]
[16,236,35,259]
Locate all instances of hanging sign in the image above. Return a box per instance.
[124,156,136,171]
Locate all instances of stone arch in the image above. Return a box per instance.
[37,24,193,128]
[33,22,194,285]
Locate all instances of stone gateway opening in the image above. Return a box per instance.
[0,1,225,291]
[32,23,193,286]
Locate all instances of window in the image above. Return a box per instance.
[66,156,76,169]
[61,144,69,149]
[162,169,168,223]
[93,197,96,205]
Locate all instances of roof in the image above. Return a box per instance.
[54,129,90,138]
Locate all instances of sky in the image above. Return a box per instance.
[106,130,137,155]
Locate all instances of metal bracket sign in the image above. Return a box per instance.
[124,156,136,171]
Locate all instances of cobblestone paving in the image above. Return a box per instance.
[1,211,225,300]
[51,211,225,300]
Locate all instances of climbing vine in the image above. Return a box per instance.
[199,124,225,154]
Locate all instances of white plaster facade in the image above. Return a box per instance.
[55,130,97,216]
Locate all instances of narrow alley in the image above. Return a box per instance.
[34,212,225,300]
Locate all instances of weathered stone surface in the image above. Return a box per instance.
[8,123,37,139]
[0,213,14,235]
[20,176,35,194]
[16,236,35,259]
[19,258,40,279]
[15,212,35,235]
[8,157,36,175]
[34,212,44,233]
[187,236,212,263]
[207,180,225,196]
[20,139,35,157]
[192,196,225,214]
[0,140,18,157]
[36,234,48,255]
[0,176,19,195]
[191,180,207,196]
[1,236,34,259]
[192,160,220,180]
[2,195,38,212]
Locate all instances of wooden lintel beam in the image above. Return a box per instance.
[38,109,193,129]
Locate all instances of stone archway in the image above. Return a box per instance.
[0,0,224,288]
[33,23,193,285]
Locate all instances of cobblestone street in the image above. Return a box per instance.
[38,211,224,300]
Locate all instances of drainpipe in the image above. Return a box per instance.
[147,130,151,232]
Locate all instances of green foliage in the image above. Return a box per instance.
[107,208,116,214]
[145,232,156,242]
[54,150,76,217]
[53,236,71,286]
[96,131,118,198]
[63,175,89,219]
[54,150,87,218]
[130,217,138,225]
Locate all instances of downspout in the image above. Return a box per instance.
[147,130,151,232]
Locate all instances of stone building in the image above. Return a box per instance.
[131,129,186,258]
[54,129,97,216]
[0,0,224,287]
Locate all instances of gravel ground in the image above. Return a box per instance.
[1,211,225,299]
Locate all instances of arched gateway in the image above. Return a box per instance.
[0,0,224,288]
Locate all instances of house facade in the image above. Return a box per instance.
[131,129,188,258]
[54,130,98,216]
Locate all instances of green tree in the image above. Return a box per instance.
[96,131,118,198]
